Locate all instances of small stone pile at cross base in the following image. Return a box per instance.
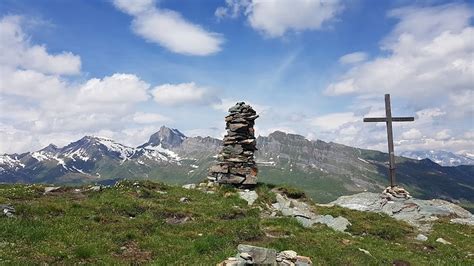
[382,185,411,200]
[208,102,259,187]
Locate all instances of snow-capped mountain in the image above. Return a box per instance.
[1,127,473,204]
[0,126,201,184]
[400,150,474,167]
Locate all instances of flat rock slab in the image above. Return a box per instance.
[238,190,258,205]
[330,192,474,232]
[272,193,351,232]
[237,244,277,264]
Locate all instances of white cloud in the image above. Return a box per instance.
[152,82,220,106]
[216,0,344,37]
[133,112,169,124]
[325,4,474,100]
[0,67,67,99]
[311,112,359,131]
[0,15,81,75]
[435,129,451,140]
[212,98,269,115]
[77,73,150,104]
[0,15,157,153]
[215,0,250,19]
[112,0,223,56]
[322,4,474,154]
[113,0,156,15]
[339,52,368,65]
[401,128,422,140]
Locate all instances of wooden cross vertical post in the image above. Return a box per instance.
[363,94,414,187]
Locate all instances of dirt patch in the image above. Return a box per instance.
[165,213,192,225]
[219,209,246,220]
[115,241,152,263]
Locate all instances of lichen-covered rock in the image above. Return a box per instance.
[208,102,259,187]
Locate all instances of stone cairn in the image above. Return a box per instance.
[208,102,259,186]
[382,186,411,200]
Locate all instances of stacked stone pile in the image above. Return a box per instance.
[208,102,259,186]
[218,244,313,265]
[382,186,411,200]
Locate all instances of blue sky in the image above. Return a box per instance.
[0,0,473,156]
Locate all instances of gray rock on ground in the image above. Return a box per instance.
[330,191,474,232]
[415,234,428,241]
[436,237,452,245]
[182,184,196,189]
[272,193,351,232]
[238,190,258,205]
[44,186,61,194]
[1,205,15,218]
[218,245,313,266]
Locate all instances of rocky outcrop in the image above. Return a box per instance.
[271,192,351,232]
[208,102,259,186]
[218,245,313,265]
[330,191,474,232]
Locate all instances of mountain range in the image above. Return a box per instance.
[1,126,473,207]
[400,150,474,167]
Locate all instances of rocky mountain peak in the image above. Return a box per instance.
[266,131,307,142]
[40,144,59,154]
[144,126,187,149]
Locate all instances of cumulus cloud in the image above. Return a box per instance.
[325,4,474,102]
[152,82,220,106]
[311,112,359,131]
[0,15,81,75]
[401,128,422,140]
[77,74,150,104]
[216,0,344,37]
[0,15,161,153]
[321,4,474,154]
[112,0,223,56]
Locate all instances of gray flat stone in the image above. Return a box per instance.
[182,184,196,189]
[330,192,474,231]
[237,244,277,264]
[415,234,428,241]
[238,190,258,205]
[272,193,350,232]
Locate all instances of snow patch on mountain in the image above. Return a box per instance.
[143,144,181,161]
[31,152,50,162]
[95,137,136,160]
[400,150,474,167]
[0,155,24,169]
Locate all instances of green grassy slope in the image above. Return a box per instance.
[0,181,472,264]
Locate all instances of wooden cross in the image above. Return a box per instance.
[363,94,414,187]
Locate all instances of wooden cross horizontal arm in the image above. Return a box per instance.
[363,117,415,123]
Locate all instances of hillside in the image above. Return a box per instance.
[0,180,472,264]
[1,127,473,208]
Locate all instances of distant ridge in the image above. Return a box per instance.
[1,126,473,206]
